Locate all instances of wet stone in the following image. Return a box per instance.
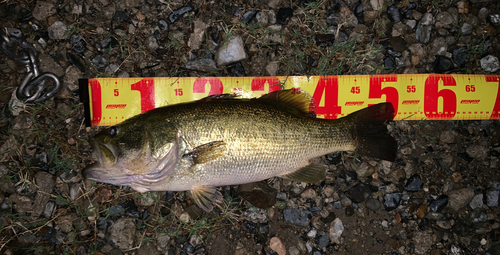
[480,55,500,72]
[69,34,86,54]
[405,174,423,191]
[169,6,193,23]
[448,188,474,211]
[489,14,500,27]
[384,56,394,68]
[349,183,371,203]
[277,7,293,24]
[486,190,499,207]
[452,48,469,68]
[383,193,402,211]
[283,209,312,227]
[366,198,381,211]
[238,181,277,208]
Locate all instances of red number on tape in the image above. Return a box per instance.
[251,77,282,94]
[193,77,224,95]
[369,75,399,114]
[90,79,102,126]
[486,75,500,119]
[424,74,457,119]
[131,78,156,113]
[311,76,341,119]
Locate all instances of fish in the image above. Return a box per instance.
[83,89,397,212]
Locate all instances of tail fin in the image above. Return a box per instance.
[344,103,397,161]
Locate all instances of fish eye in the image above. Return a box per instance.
[108,126,119,137]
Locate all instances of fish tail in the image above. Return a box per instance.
[344,102,397,161]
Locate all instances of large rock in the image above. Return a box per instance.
[216,36,247,66]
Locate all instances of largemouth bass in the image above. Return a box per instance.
[84,89,397,212]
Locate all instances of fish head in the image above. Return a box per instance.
[83,120,181,192]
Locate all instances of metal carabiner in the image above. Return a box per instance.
[0,36,37,65]
[23,72,61,103]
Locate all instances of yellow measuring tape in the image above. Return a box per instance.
[79,74,500,127]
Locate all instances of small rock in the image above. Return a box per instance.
[185,59,217,72]
[365,198,381,211]
[413,230,433,255]
[317,233,329,249]
[349,183,371,203]
[488,14,500,27]
[436,220,452,230]
[469,194,484,209]
[157,233,171,251]
[383,193,402,211]
[465,208,487,228]
[266,61,279,76]
[421,13,435,25]
[480,55,500,72]
[47,21,69,40]
[404,174,423,191]
[448,188,475,211]
[188,19,208,51]
[145,36,159,51]
[387,5,401,23]
[90,55,109,71]
[238,181,277,208]
[242,10,257,23]
[244,207,268,223]
[69,34,86,54]
[429,195,449,212]
[487,190,499,207]
[434,56,453,73]
[435,12,454,28]
[283,209,312,227]
[329,218,344,244]
[452,48,469,68]
[269,236,286,255]
[158,19,168,31]
[108,218,136,250]
[216,36,247,66]
[169,6,193,23]
[461,23,473,35]
[466,145,489,160]
[33,1,56,21]
[277,7,293,24]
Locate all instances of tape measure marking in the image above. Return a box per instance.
[79,74,500,126]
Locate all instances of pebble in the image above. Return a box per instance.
[434,56,453,72]
[317,233,329,249]
[465,208,487,228]
[469,194,484,209]
[489,14,500,27]
[238,181,277,208]
[185,59,217,72]
[90,55,109,71]
[188,19,208,51]
[69,34,86,54]
[242,10,257,23]
[169,6,193,23]
[366,198,381,211]
[429,195,449,212]
[387,5,401,23]
[283,209,312,227]
[452,48,469,68]
[404,174,423,191]
[108,218,136,250]
[33,1,56,21]
[349,183,371,203]
[269,237,286,255]
[265,61,279,76]
[448,188,475,211]
[329,218,344,244]
[244,207,268,223]
[480,55,500,72]
[487,190,499,207]
[277,7,293,25]
[461,23,473,35]
[413,230,433,255]
[466,145,489,160]
[216,36,247,66]
[47,21,69,40]
[383,193,402,211]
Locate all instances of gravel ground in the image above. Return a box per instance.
[1,0,500,254]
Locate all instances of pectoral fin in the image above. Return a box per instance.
[280,162,328,183]
[190,186,223,212]
[184,141,226,165]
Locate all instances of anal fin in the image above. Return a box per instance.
[280,162,328,183]
[189,186,222,212]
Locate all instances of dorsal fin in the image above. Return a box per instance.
[258,88,315,115]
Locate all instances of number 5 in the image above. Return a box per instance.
[114,89,119,96]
